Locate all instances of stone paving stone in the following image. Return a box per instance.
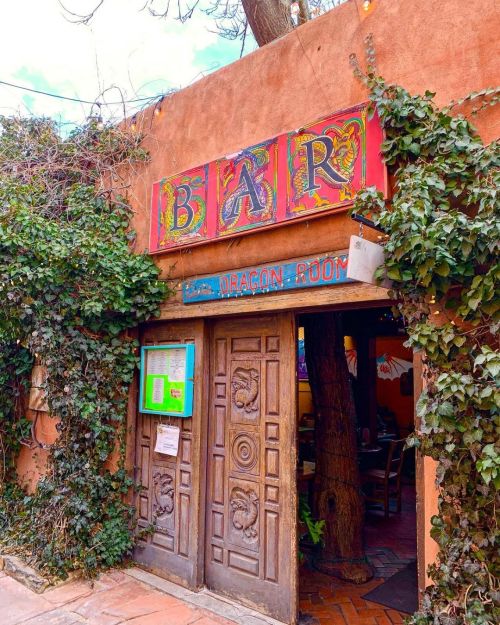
[42,580,94,605]
[21,608,85,625]
[92,570,130,592]
[387,609,405,624]
[317,613,345,625]
[67,579,150,618]
[85,614,122,625]
[104,590,183,618]
[194,616,237,625]
[125,603,202,625]
[0,575,54,625]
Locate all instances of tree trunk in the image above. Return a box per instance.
[303,312,372,583]
[242,0,294,47]
[297,0,311,25]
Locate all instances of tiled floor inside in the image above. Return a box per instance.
[299,484,417,625]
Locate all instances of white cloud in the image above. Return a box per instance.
[0,0,233,125]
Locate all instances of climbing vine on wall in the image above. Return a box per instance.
[0,116,168,577]
[351,39,499,625]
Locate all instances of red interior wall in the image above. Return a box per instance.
[376,337,414,436]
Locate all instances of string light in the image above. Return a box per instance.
[95,103,104,130]
[363,0,372,11]
[130,115,138,131]
[154,96,165,117]
[88,102,104,129]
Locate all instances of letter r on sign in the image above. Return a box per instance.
[304,135,349,192]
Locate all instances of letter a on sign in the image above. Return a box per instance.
[228,163,266,218]
[217,140,278,236]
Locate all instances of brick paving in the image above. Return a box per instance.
[298,485,417,625]
[0,569,236,625]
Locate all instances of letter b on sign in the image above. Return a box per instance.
[171,184,195,231]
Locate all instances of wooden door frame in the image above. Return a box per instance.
[131,300,429,616]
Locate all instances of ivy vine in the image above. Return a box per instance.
[0,116,168,577]
[351,40,499,625]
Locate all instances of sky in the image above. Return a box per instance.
[0,0,249,128]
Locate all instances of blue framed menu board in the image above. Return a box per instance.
[139,344,195,417]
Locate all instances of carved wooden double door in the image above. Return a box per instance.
[134,315,297,623]
[205,314,297,623]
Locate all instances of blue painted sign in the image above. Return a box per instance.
[182,254,352,304]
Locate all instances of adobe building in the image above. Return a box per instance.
[17,0,499,623]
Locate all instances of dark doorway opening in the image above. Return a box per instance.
[296,307,418,624]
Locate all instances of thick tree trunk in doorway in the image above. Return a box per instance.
[303,312,372,583]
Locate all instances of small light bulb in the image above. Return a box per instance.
[154,105,161,117]
[363,0,371,11]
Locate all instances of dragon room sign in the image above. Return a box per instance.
[149,103,386,253]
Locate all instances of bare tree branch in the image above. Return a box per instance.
[58,0,105,25]
[59,1,349,47]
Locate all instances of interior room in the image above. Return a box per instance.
[297,307,418,625]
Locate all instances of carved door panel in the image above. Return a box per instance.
[134,319,206,589]
[205,314,297,624]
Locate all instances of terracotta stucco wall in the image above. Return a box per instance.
[125,0,499,281]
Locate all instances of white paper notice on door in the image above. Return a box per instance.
[154,424,180,456]
[148,350,169,376]
[152,377,165,404]
[168,348,186,382]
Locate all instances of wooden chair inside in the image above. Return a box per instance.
[361,438,406,518]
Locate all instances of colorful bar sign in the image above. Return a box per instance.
[150,103,386,253]
[182,254,351,303]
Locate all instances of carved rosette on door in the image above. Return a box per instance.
[231,432,258,473]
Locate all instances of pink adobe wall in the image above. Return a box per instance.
[125,0,499,281]
[17,410,57,494]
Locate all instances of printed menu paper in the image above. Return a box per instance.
[154,424,180,456]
